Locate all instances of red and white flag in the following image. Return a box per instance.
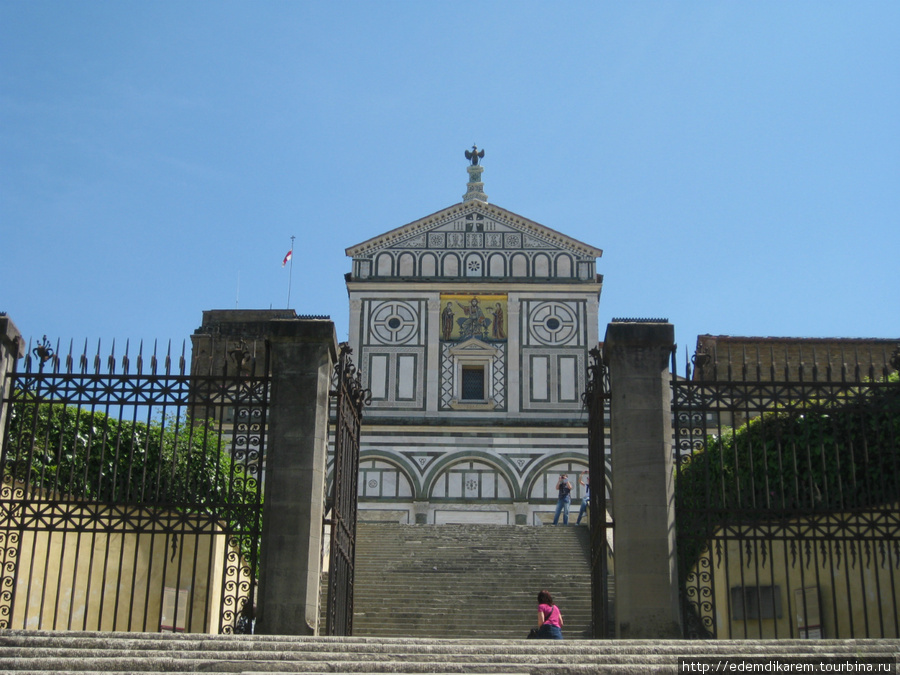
[282,249,293,267]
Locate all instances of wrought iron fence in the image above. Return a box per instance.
[673,345,900,638]
[0,337,267,633]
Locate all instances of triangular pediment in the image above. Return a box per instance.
[448,337,498,357]
[345,200,602,260]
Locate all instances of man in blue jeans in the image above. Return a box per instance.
[552,474,572,525]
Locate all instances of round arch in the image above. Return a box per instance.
[464,253,485,277]
[357,451,420,499]
[488,253,507,277]
[375,252,394,277]
[555,254,574,278]
[511,253,529,277]
[398,252,416,276]
[533,253,551,277]
[442,253,460,277]
[426,451,518,501]
[420,252,438,277]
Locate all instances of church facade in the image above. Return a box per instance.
[344,151,603,525]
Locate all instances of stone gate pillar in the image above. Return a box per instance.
[255,319,337,635]
[0,316,25,457]
[603,320,681,638]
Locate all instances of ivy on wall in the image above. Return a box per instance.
[677,373,900,580]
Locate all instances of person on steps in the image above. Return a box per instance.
[535,589,564,639]
[552,474,572,525]
[576,471,590,525]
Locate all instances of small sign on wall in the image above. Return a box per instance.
[160,586,189,632]
[795,586,822,639]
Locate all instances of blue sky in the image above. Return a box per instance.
[2,1,898,363]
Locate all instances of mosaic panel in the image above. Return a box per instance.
[439,294,507,342]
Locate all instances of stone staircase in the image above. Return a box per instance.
[348,522,594,639]
[2,523,897,673]
[0,630,897,674]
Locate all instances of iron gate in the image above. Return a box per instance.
[673,346,900,638]
[0,337,267,633]
[325,344,369,636]
[584,346,614,638]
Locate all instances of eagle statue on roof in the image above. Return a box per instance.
[465,145,485,166]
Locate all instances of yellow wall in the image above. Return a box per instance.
[691,508,900,639]
[6,503,249,634]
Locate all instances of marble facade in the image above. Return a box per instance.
[343,156,603,524]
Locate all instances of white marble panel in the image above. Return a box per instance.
[369,354,388,400]
[531,355,549,402]
[559,355,578,402]
[397,354,416,400]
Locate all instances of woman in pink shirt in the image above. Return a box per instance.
[535,589,564,640]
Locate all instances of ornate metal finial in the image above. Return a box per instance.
[692,347,711,371]
[464,144,484,166]
[33,335,55,364]
[332,343,372,411]
[227,339,254,376]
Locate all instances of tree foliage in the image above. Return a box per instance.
[678,374,899,517]
[676,374,900,582]
[4,396,259,515]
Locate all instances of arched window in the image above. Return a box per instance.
[442,254,460,277]
[376,253,393,277]
[420,253,437,277]
[359,459,414,499]
[431,460,512,500]
[465,254,483,277]
[398,252,415,276]
[533,254,551,277]
[556,255,573,278]
[511,253,528,277]
[488,254,506,277]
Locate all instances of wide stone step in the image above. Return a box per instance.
[1,631,898,674]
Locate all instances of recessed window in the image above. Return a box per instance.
[731,585,782,620]
[461,366,485,400]
[447,340,499,410]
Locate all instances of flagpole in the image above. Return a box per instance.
[286,235,295,309]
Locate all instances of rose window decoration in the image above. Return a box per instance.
[370,302,419,344]
[528,302,578,345]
